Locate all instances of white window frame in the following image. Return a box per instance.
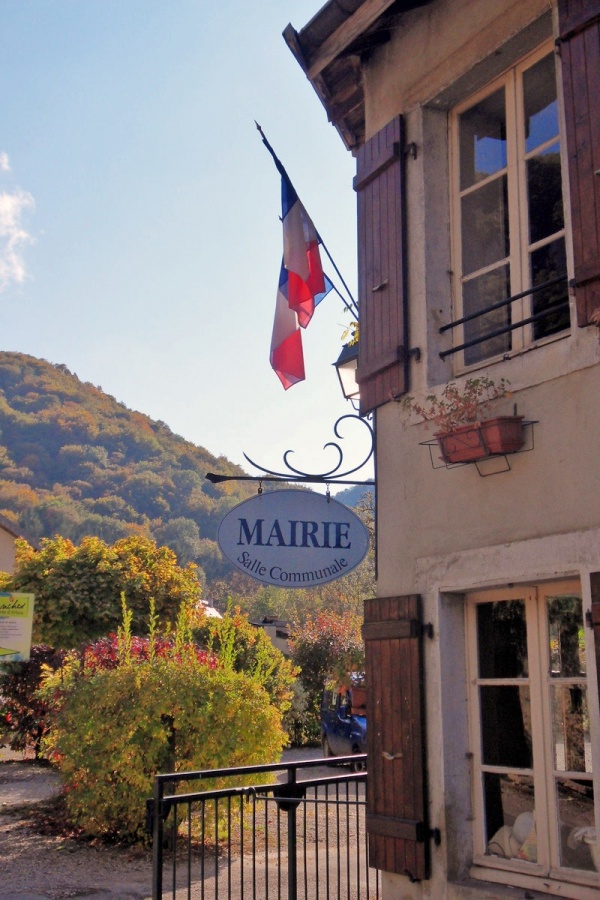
[449,41,570,372]
[465,579,600,898]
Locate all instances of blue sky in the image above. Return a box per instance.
[0,1,372,490]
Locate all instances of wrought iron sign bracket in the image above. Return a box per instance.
[206,414,375,490]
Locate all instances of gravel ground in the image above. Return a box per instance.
[0,754,153,899]
[0,748,335,900]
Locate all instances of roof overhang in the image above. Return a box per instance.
[284,0,435,151]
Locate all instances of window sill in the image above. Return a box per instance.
[469,862,600,899]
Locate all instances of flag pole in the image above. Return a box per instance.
[255,121,359,320]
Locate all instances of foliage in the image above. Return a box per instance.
[0,351,254,576]
[2,534,202,648]
[402,377,510,433]
[288,611,364,739]
[193,606,297,713]
[282,679,316,747]
[0,645,66,758]
[39,608,287,843]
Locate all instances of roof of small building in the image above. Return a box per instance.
[283,0,434,150]
[0,513,30,542]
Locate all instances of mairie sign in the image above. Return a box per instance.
[217,489,369,588]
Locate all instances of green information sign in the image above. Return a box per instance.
[0,592,35,661]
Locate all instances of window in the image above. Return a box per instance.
[466,580,599,894]
[450,46,569,367]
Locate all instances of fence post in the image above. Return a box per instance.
[287,766,297,900]
[152,776,164,900]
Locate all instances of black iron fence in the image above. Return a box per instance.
[150,754,378,900]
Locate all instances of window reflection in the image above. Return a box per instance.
[463,266,511,365]
[461,175,509,274]
[547,595,585,677]
[523,53,558,153]
[552,686,591,773]
[460,88,507,188]
[527,144,563,243]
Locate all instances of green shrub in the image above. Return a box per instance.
[193,606,297,712]
[40,616,286,842]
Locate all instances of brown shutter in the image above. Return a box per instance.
[363,594,430,881]
[558,1,600,325]
[589,572,600,702]
[354,117,409,415]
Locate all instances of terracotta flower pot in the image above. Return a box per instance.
[435,423,488,464]
[479,415,525,454]
[436,415,524,464]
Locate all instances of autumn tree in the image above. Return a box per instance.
[288,611,365,737]
[0,534,202,648]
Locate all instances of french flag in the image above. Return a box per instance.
[270,175,331,389]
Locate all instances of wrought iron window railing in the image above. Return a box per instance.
[439,274,569,360]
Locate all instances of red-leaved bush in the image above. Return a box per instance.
[82,633,217,673]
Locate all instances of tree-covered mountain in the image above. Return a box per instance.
[0,351,255,580]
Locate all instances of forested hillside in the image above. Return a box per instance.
[0,352,254,580]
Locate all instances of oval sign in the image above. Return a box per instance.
[217,490,369,588]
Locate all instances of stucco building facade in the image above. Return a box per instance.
[287,1,600,897]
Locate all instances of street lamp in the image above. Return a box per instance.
[333,343,359,405]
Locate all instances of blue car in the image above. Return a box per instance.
[320,686,367,770]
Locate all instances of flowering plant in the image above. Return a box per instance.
[402,377,510,434]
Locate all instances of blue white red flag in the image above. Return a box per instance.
[270,174,332,388]
[270,261,305,390]
[280,175,331,328]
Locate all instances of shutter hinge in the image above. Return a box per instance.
[585,609,596,629]
[398,345,422,363]
[404,142,418,160]
[415,821,442,845]
[422,622,434,639]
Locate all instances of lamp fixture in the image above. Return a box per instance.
[334,343,359,405]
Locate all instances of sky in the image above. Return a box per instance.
[0,1,373,492]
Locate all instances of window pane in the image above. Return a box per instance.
[531,238,569,340]
[461,175,509,275]
[463,266,511,365]
[477,600,528,678]
[528,142,564,244]
[547,594,585,678]
[556,779,597,872]
[523,53,558,153]
[484,773,536,861]
[460,88,507,189]
[552,686,592,773]
[480,686,533,768]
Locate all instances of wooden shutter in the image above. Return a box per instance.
[558,0,600,325]
[589,572,600,702]
[363,594,430,881]
[354,117,409,415]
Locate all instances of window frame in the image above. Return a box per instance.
[449,41,570,373]
[465,579,600,896]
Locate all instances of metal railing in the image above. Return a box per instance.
[150,754,377,900]
[438,273,569,359]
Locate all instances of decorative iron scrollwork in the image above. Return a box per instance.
[206,414,374,487]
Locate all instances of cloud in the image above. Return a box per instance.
[0,165,34,292]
